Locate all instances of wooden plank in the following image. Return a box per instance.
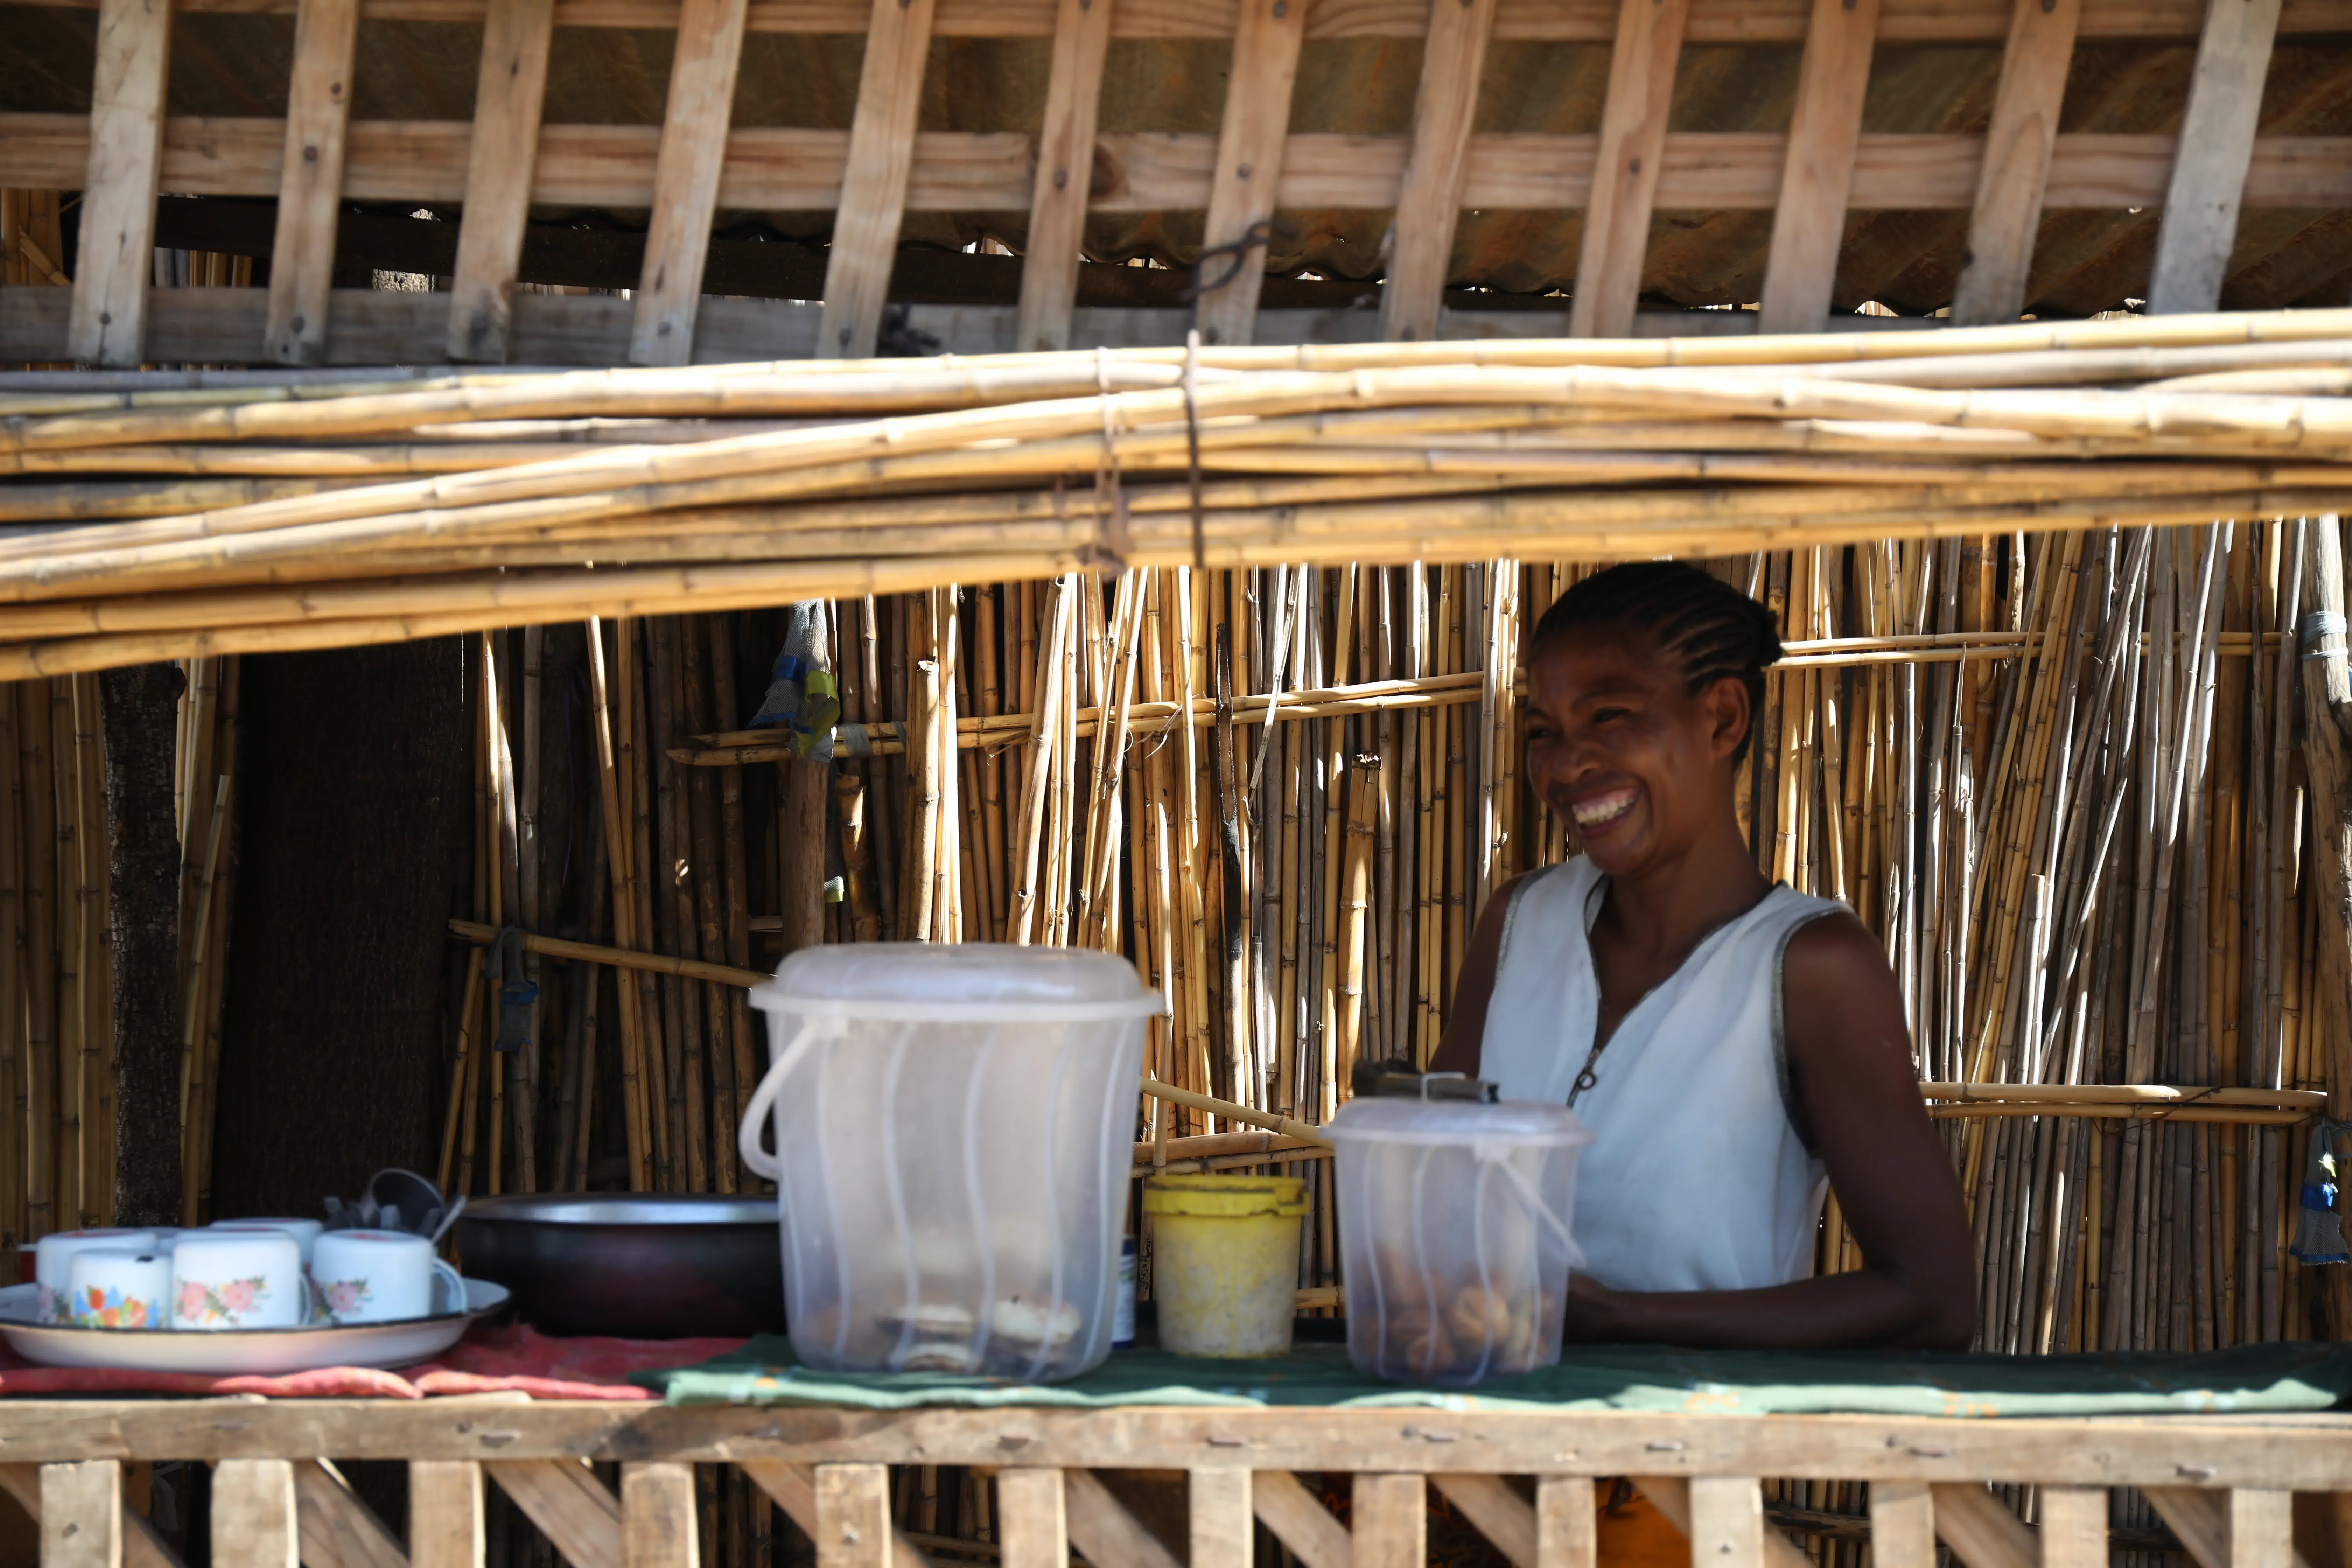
[1688,1478,1766,1568]
[0,1463,184,1568]
[811,1463,891,1568]
[1629,1477,1815,1568]
[444,0,559,360]
[624,0,753,365]
[262,0,362,365]
[1187,1468,1254,1568]
[2146,0,2285,313]
[292,1461,408,1568]
[1012,0,1117,352]
[42,1462,121,1568]
[407,1462,484,1568]
[814,0,939,358]
[14,117,2352,218]
[1062,1469,1181,1568]
[1251,1469,1352,1568]
[995,1469,1066,1568]
[1377,0,1499,342]
[1754,0,1880,334]
[2037,1486,2106,1568]
[1869,1481,1937,1568]
[737,1460,933,1567]
[1352,1475,1424,1568]
[65,0,173,365]
[1928,1483,2038,1568]
[1432,1473,1536,1568]
[214,1462,301,1568]
[1534,1476,1595,1568]
[2232,1490,2296,1568]
[485,1459,623,1568]
[2146,1488,2314,1568]
[1190,0,1311,347]
[619,1465,695,1568]
[1946,0,2083,324]
[1567,0,1691,338]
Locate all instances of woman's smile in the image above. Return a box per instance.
[1567,783,1641,836]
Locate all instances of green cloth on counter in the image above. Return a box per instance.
[637,1335,2352,1417]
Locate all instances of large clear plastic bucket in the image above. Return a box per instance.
[1328,1096,1590,1386]
[740,943,1161,1381]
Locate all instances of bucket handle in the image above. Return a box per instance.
[737,1016,838,1181]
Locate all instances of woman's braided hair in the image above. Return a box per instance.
[1531,561,1784,764]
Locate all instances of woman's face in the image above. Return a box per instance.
[1524,622,1752,877]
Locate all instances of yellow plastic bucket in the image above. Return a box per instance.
[1142,1174,1309,1358]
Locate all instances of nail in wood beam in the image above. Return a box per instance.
[620,1465,696,1568]
[1191,0,1310,348]
[815,0,940,360]
[2037,1486,2107,1568]
[1378,0,1499,343]
[1946,0,2082,324]
[1927,1482,2039,1568]
[1249,1469,1350,1568]
[1869,1481,1937,1568]
[293,1460,409,1568]
[444,0,558,361]
[66,0,173,366]
[484,1460,622,1568]
[2147,0,2284,313]
[1188,1468,1252,1568]
[811,1463,892,1568]
[214,1461,301,1568]
[1567,0,1692,339]
[1535,1476,1597,1568]
[1755,0,1880,334]
[1688,1478,1767,1568]
[625,0,752,365]
[995,1469,1067,1568]
[407,1463,484,1568]
[1433,1472,1538,1568]
[42,1461,122,1568]
[1353,1474,1427,1568]
[1013,0,1116,352]
[263,0,361,364]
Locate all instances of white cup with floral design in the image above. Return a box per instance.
[309,1229,464,1324]
[205,1218,323,1268]
[33,1229,161,1324]
[171,1231,311,1329]
[66,1247,172,1330]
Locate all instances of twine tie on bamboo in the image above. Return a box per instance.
[2298,610,2348,662]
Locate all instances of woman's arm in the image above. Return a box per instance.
[1426,875,1525,1077]
[1562,911,1976,1350]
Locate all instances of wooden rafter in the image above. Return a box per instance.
[817,0,940,358]
[1756,0,1879,334]
[2147,0,2286,313]
[1193,0,1310,347]
[445,0,558,362]
[65,0,172,366]
[627,0,754,365]
[1380,0,1500,343]
[1947,0,2083,326]
[1569,0,1691,338]
[1015,0,1118,352]
[264,0,362,365]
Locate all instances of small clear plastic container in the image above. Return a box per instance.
[740,943,1161,1382]
[1328,1095,1590,1386]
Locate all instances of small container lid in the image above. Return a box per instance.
[1142,1174,1310,1218]
[750,941,1166,1023]
[1324,1096,1591,1148]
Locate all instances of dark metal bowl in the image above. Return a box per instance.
[454,1195,785,1338]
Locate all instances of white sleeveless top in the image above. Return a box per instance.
[1479,856,1841,1295]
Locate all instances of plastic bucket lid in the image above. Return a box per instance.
[1142,1174,1310,1219]
[749,940,1166,1023]
[1324,1095,1591,1148]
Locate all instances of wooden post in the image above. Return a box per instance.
[1191,0,1310,347]
[2038,1486,2108,1568]
[1755,0,1880,335]
[446,0,558,360]
[66,0,172,365]
[627,0,753,365]
[1868,1481,1936,1568]
[2147,0,2284,314]
[1352,1475,1426,1568]
[1535,1476,1598,1568]
[816,0,939,359]
[1567,0,1690,339]
[42,1462,122,1568]
[996,1469,1068,1568]
[211,1461,299,1568]
[1015,0,1118,352]
[1687,1478,1766,1568]
[2296,515,2352,1119]
[1188,1469,1252,1568]
[409,1462,485,1568]
[621,1465,698,1568]
[1379,0,1499,343]
[264,0,362,365]
[812,1464,891,1568]
[1947,0,2082,325]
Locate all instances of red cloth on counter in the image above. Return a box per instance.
[0,1322,747,1399]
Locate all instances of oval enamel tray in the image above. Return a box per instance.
[0,1278,511,1376]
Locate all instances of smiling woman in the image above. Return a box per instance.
[1430,560,1977,1353]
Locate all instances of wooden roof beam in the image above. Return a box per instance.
[444,0,558,362]
[1756,0,1879,334]
[1569,0,1691,338]
[66,0,172,366]
[1014,0,1117,353]
[1947,0,2083,325]
[626,0,752,365]
[2147,0,2285,313]
[264,0,362,365]
[817,0,940,358]
[1193,0,1311,347]
[1380,0,1501,343]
